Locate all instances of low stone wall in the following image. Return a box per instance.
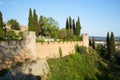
[0,41,24,48]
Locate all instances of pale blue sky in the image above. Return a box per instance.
[0,0,120,36]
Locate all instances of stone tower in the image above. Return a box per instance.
[24,31,36,59]
[83,33,89,48]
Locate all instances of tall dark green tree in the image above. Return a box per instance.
[69,17,74,36]
[92,37,95,49]
[66,18,69,30]
[28,8,33,31]
[33,9,39,36]
[66,17,71,37]
[75,17,81,36]
[0,11,5,39]
[69,16,72,29]
[89,39,92,46]
[73,19,76,35]
[106,32,111,59]
[110,32,116,55]
[39,15,44,34]
[0,11,4,28]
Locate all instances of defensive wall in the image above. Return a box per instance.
[0,31,89,60]
[35,33,89,59]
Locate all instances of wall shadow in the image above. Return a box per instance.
[0,69,41,80]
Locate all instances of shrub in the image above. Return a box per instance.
[59,47,62,59]
[78,46,87,54]
[36,37,44,42]
[75,45,87,54]
[6,30,16,41]
[18,32,23,40]
[74,44,79,53]
[96,44,107,59]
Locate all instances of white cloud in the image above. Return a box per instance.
[10,2,16,5]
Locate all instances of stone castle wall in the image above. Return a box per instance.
[0,32,89,60]
[36,41,83,59]
[35,33,89,59]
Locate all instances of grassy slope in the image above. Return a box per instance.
[47,47,108,80]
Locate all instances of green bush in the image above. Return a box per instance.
[63,35,82,41]
[36,37,44,42]
[6,30,16,41]
[75,45,87,54]
[74,44,79,53]
[96,44,107,59]
[59,47,62,59]
[18,32,23,40]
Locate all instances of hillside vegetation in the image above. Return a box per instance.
[48,47,108,80]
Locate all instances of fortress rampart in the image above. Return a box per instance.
[0,32,89,60]
[35,33,89,59]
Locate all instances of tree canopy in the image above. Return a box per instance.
[7,19,20,30]
[40,16,59,38]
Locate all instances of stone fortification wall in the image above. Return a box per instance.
[36,34,89,59]
[0,32,88,60]
[36,41,82,59]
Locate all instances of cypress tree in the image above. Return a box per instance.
[69,16,72,29]
[33,9,39,36]
[69,17,74,36]
[75,16,81,36]
[39,15,44,34]
[106,32,110,49]
[75,21,78,36]
[110,32,116,55]
[0,11,4,28]
[106,32,111,59]
[66,18,69,30]
[89,39,92,46]
[28,8,33,31]
[0,12,2,28]
[66,17,71,37]
[73,19,76,35]
[92,37,95,49]
[0,11,5,39]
